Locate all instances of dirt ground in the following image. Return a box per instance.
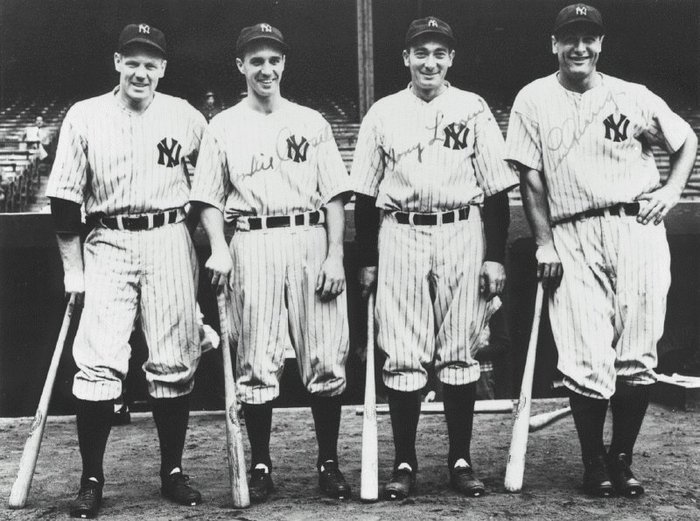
[0,399,698,521]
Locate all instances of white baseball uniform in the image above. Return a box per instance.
[47,88,206,401]
[505,73,692,399]
[190,98,351,405]
[351,84,518,392]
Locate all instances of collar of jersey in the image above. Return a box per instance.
[111,85,159,115]
[552,72,606,96]
[406,80,451,104]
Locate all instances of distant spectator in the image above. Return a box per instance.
[198,90,223,122]
[473,304,511,400]
[23,116,52,157]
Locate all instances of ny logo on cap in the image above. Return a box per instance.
[139,24,151,34]
[428,18,439,28]
[575,6,587,15]
[260,23,273,33]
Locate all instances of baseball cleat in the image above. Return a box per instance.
[318,460,352,500]
[249,464,274,503]
[449,459,485,497]
[385,463,415,500]
[161,471,202,506]
[582,455,614,498]
[112,403,131,426]
[69,478,103,519]
[608,453,644,498]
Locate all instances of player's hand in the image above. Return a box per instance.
[63,269,85,305]
[206,247,234,289]
[479,261,505,300]
[535,242,563,289]
[635,185,682,225]
[316,253,346,302]
[358,266,377,300]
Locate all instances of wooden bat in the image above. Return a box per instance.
[216,289,250,508]
[529,406,572,432]
[504,282,545,493]
[360,294,378,502]
[9,294,78,509]
[355,399,515,416]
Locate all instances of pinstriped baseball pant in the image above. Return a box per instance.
[551,214,670,400]
[376,212,490,392]
[72,222,200,401]
[228,225,349,405]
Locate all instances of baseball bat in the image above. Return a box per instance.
[504,282,545,493]
[216,288,250,508]
[529,406,572,432]
[360,294,378,502]
[355,399,515,416]
[9,294,78,509]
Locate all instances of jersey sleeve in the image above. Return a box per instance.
[315,118,352,203]
[640,88,693,153]
[189,125,231,212]
[350,106,385,197]
[184,103,208,166]
[45,106,88,204]
[504,89,544,172]
[472,99,519,197]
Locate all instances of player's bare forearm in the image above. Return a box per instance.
[196,203,233,288]
[317,197,346,301]
[520,167,563,288]
[636,129,698,225]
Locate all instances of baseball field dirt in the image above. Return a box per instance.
[1,399,698,520]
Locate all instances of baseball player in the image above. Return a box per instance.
[190,24,352,502]
[351,17,518,499]
[505,4,698,498]
[46,23,207,518]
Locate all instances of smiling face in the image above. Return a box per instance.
[114,44,166,108]
[236,42,286,101]
[552,24,604,86]
[403,36,454,100]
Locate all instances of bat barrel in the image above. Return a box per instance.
[360,294,379,502]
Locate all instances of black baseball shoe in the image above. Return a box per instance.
[161,470,202,506]
[582,455,614,497]
[318,460,352,499]
[449,459,485,497]
[70,478,103,519]
[249,464,274,503]
[112,403,131,426]
[385,463,415,500]
[607,452,644,498]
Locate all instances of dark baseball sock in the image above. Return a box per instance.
[310,394,342,468]
[75,399,114,484]
[568,390,608,463]
[242,402,273,470]
[387,388,421,471]
[609,381,650,457]
[151,394,190,479]
[443,382,477,467]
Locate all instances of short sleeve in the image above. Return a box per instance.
[472,99,519,197]
[504,90,544,172]
[640,88,692,153]
[185,103,208,166]
[350,106,385,197]
[315,118,351,202]
[45,106,88,204]
[189,125,231,212]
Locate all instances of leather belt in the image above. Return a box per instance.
[88,208,183,231]
[237,210,325,231]
[553,202,640,227]
[393,207,471,226]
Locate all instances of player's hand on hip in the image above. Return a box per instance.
[535,242,563,289]
[358,266,377,300]
[635,185,682,225]
[316,253,346,302]
[479,261,505,300]
[206,247,234,290]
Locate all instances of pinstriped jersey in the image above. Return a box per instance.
[505,73,692,221]
[351,85,518,212]
[190,99,350,220]
[46,89,206,216]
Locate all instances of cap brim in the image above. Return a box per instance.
[553,19,604,35]
[120,38,166,56]
[406,29,454,46]
[237,36,289,54]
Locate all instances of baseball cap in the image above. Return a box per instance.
[236,23,289,55]
[118,23,167,56]
[405,17,455,47]
[553,4,604,35]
